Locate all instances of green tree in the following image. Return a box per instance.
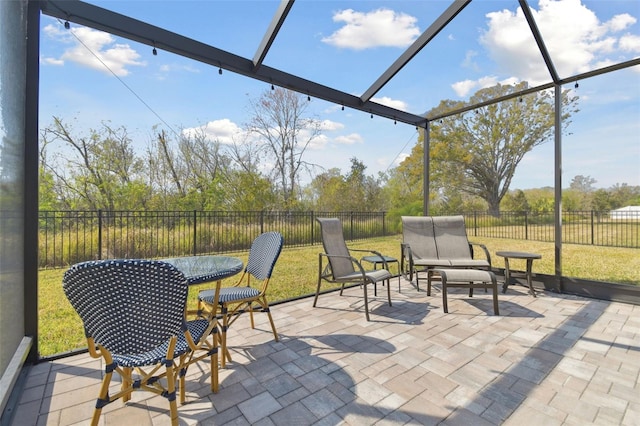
[309,168,346,211]
[608,183,640,209]
[384,144,429,210]
[569,175,596,193]
[222,169,276,211]
[501,189,529,212]
[307,158,386,212]
[147,128,226,210]
[592,189,612,211]
[41,117,150,210]
[428,82,578,216]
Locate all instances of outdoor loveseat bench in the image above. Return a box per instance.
[400,215,492,291]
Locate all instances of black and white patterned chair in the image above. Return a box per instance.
[62,259,209,426]
[197,231,284,367]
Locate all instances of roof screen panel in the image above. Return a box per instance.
[373,0,551,116]
[262,1,454,96]
[532,0,640,80]
[83,0,279,59]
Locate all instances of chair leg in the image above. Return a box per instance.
[259,296,279,341]
[313,276,322,307]
[121,367,132,402]
[209,326,219,393]
[386,278,392,306]
[491,275,500,315]
[248,302,256,329]
[266,309,279,341]
[93,367,113,426]
[220,305,230,368]
[363,282,370,321]
[441,274,449,313]
[165,338,179,426]
[178,356,187,405]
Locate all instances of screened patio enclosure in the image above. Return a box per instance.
[1,0,639,414]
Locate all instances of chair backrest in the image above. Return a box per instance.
[62,259,188,356]
[245,231,284,280]
[401,216,438,259]
[317,217,355,278]
[432,215,472,259]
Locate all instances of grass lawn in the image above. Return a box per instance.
[38,235,639,357]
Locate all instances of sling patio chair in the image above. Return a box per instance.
[315,217,393,321]
[62,259,214,426]
[197,231,284,367]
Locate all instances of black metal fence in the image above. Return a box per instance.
[465,210,639,248]
[38,210,388,268]
[38,210,639,269]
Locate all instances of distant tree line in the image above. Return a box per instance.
[39,84,639,216]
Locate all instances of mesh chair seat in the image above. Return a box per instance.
[199,287,260,305]
[333,269,392,283]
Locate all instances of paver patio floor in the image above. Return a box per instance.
[6,276,640,425]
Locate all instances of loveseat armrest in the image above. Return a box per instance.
[469,242,492,267]
[400,243,413,279]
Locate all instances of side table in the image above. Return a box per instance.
[495,251,541,297]
[360,255,401,292]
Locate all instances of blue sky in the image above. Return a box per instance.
[39,0,640,190]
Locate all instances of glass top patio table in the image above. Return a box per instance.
[161,255,244,285]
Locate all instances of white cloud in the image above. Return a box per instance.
[451,80,477,97]
[308,134,330,150]
[619,34,640,52]
[476,0,639,86]
[451,76,518,97]
[334,133,364,145]
[182,119,243,145]
[322,8,420,49]
[462,50,479,71]
[606,13,636,32]
[41,56,64,66]
[451,0,639,98]
[319,119,345,131]
[371,96,409,111]
[42,23,144,76]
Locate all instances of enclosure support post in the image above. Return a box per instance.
[554,84,563,293]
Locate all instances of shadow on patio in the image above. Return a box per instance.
[7,276,639,425]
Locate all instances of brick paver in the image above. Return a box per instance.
[6,276,640,425]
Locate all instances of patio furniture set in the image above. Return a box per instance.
[61,216,540,425]
[315,215,542,321]
[62,232,284,426]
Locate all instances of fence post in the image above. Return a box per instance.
[260,210,265,234]
[97,209,102,260]
[525,211,528,240]
[193,210,197,256]
[350,212,354,240]
[383,212,386,236]
[473,211,477,237]
[310,211,315,244]
[591,210,594,246]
